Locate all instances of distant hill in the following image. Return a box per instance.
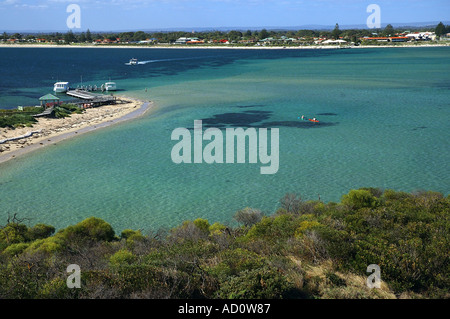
[3,21,449,34]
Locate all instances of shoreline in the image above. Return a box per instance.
[0,97,154,165]
[0,43,449,50]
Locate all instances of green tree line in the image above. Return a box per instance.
[2,22,449,44]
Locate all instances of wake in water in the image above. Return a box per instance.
[124,56,215,65]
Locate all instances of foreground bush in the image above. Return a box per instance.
[0,188,448,299]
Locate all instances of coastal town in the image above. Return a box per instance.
[1,22,449,47]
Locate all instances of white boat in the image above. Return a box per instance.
[53,82,69,93]
[104,82,117,91]
[129,58,138,65]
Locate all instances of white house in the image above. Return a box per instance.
[175,37,190,44]
[405,32,436,41]
[322,39,347,44]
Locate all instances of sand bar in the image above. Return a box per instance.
[0,97,153,165]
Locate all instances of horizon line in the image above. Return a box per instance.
[2,21,449,34]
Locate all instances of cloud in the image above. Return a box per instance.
[0,0,19,5]
[0,0,49,9]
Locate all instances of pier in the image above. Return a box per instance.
[66,90,116,106]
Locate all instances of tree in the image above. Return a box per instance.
[133,31,147,41]
[384,24,394,36]
[64,30,76,43]
[86,29,92,42]
[228,30,242,42]
[259,29,269,40]
[435,22,446,37]
[331,23,341,39]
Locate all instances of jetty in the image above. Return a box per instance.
[33,106,54,118]
[66,90,116,106]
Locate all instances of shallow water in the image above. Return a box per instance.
[0,47,449,232]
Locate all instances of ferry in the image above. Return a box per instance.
[104,82,117,91]
[53,82,70,93]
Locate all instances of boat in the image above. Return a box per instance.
[53,82,69,93]
[298,115,319,123]
[129,58,138,65]
[104,82,117,91]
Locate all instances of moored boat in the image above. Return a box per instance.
[104,82,117,91]
[53,82,69,93]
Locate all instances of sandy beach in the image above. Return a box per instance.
[0,97,153,165]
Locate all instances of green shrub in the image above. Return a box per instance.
[120,229,146,250]
[208,248,265,280]
[27,224,55,241]
[193,218,210,233]
[295,220,324,238]
[59,217,115,242]
[121,229,141,240]
[0,223,29,246]
[245,214,299,242]
[24,236,64,255]
[169,219,211,242]
[52,104,83,118]
[2,243,30,257]
[342,189,379,210]
[38,278,79,299]
[216,266,292,299]
[0,113,38,128]
[110,249,137,266]
[209,222,227,236]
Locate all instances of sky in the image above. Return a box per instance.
[0,0,449,32]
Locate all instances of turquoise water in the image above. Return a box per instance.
[0,47,449,232]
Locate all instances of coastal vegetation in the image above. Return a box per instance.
[52,104,83,119]
[0,104,83,128]
[0,188,448,299]
[0,107,42,128]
